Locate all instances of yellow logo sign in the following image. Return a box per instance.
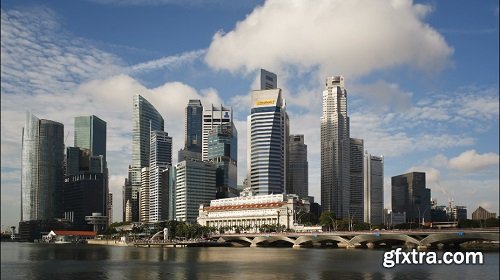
[256,99,275,106]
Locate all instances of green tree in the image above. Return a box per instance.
[319,211,337,231]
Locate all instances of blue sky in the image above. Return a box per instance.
[1,0,498,228]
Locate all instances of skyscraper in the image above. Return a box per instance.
[260,68,277,90]
[349,138,364,222]
[74,115,107,161]
[175,160,216,222]
[185,99,203,153]
[321,76,350,219]
[364,153,384,225]
[139,167,150,223]
[129,94,164,222]
[21,112,64,221]
[207,123,238,198]
[202,104,232,161]
[149,130,172,222]
[286,135,308,198]
[392,172,431,223]
[248,88,289,195]
[122,177,132,222]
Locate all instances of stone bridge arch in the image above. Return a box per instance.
[217,236,253,246]
[420,232,500,246]
[349,234,420,247]
[252,236,296,247]
[295,235,350,247]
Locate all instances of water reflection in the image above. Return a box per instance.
[1,243,498,280]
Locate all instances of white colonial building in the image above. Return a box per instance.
[197,188,310,231]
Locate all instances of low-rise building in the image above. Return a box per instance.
[472,206,497,220]
[383,209,406,227]
[197,188,310,232]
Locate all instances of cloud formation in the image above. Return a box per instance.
[448,150,499,172]
[205,0,453,78]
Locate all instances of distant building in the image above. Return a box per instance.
[363,153,384,225]
[349,138,364,222]
[129,94,164,222]
[107,193,113,226]
[383,209,406,227]
[391,172,431,223]
[175,160,217,222]
[197,188,310,231]
[472,206,497,220]
[74,115,107,161]
[21,112,64,222]
[321,76,350,219]
[202,104,232,161]
[139,167,150,223]
[248,85,289,195]
[452,206,467,221]
[260,68,277,90]
[185,99,203,154]
[149,130,172,222]
[207,123,238,198]
[122,178,132,222]
[286,135,308,198]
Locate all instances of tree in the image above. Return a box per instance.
[319,211,337,231]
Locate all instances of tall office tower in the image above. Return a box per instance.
[175,160,216,222]
[21,112,64,221]
[130,94,164,222]
[207,123,238,198]
[185,99,203,153]
[364,153,384,225]
[149,130,172,222]
[107,193,113,226]
[139,167,150,223]
[321,76,350,219]
[202,104,232,161]
[286,135,308,198]
[248,88,289,195]
[179,99,203,162]
[167,166,177,221]
[74,115,107,161]
[349,138,364,222]
[392,172,431,223]
[122,177,132,222]
[260,68,277,90]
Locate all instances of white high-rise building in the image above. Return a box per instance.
[202,105,232,161]
[175,160,216,222]
[139,167,149,223]
[149,130,172,222]
[248,88,289,195]
[364,153,384,225]
[321,76,350,219]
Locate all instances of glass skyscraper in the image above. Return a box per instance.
[321,76,351,219]
[21,112,64,221]
[128,94,164,222]
[286,134,308,198]
[349,138,364,222]
[185,99,203,153]
[149,130,172,222]
[207,123,238,198]
[248,88,289,195]
[364,154,384,225]
[74,115,106,161]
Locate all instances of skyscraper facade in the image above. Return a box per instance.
[74,115,107,161]
[139,167,150,223]
[260,68,277,90]
[286,134,308,198]
[185,99,203,153]
[201,104,232,161]
[21,112,64,221]
[149,130,172,222]
[207,123,238,198]
[248,88,289,195]
[349,138,364,222]
[129,94,164,222]
[321,76,350,219]
[175,160,216,222]
[392,172,431,223]
[364,154,384,225]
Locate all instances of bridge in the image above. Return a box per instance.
[211,229,499,249]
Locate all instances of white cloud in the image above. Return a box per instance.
[126,50,205,74]
[448,150,499,172]
[205,0,453,79]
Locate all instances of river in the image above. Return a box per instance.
[1,242,498,279]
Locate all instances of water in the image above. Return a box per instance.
[1,242,498,280]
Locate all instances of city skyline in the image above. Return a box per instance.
[1,0,499,227]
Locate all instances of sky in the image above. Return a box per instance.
[1,0,499,229]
